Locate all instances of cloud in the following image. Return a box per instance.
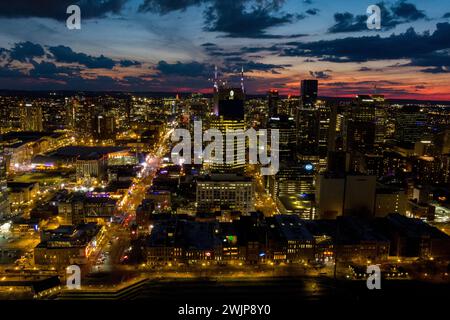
[10,41,45,62]
[119,59,141,67]
[0,65,25,78]
[239,45,281,54]
[200,43,291,73]
[226,59,291,73]
[392,1,426,21]
[0,0,128,20]
[280,23,450,67]
[309,70,331,79]
[420,66,450,73]
[139,0,205,14]
[406,51,450,69]
[29,61,77,78]
[328,1,426,33]
[306,8,319,16]
[155,60,211,77]
[139,0,305,39]
[203,0,304,38]
[328,12,369,33]
[323,80,413,96]
[48,45,116,69]
[201,42,217,47]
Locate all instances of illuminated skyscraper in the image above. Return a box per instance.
[20,103,43,132]
[0,149,10,218]
[93,114,116,140]
[297,81,331,163]
[297,88,319,156]
[268,115,296,163]
[395,105,428,144]
[210,87,246,174]
[344,95,376,153]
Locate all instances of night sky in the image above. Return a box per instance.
[0,0,450,100]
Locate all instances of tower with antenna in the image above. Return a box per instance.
[213,65,219,115]
[240,66,245,94]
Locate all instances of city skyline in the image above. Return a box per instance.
[0,0,450,100]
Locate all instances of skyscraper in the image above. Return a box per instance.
[0,149,10,218]
[267,89,280,118]
[210,87,246,174]
[297,80,331,160]
[93,114,116,140]
[300,79,318,108]
[344,95,376,153]
[395,105,428,144]
[297,81,319,156]
[268,115,296,163]
[373,95,388,146]
[20,103,43,132]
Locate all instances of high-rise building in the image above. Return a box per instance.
[93,114,116,140]
[373,95,388,146]
[297,80,319,155]
[217,87,245,120]
[210,87,246,174]
[316,99,332,159]
[316,172,376,219]
[297,80,332,164]
[267,89,280,118]
[344,95,376,153]
[395,105,428,144]
[65,97,78,130]
[268,161,316,198]
[300,80,318,108]
[20,103,43,132]
[0,149,10,218]
[268,115,296,163]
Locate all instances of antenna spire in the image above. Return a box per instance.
[240,66,245,93]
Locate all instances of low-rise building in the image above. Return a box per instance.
[7,181,39,206]
[34,223,105,268]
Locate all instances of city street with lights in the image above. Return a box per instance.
[0,1,450,315]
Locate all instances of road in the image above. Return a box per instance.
[247,164,278,216]
[90,126,173,275]
[119,127,173,225]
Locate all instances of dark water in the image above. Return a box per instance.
[59,276,450,304]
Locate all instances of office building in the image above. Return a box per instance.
[0,149,9,218]
[300,80,318,108]
[316,172,376,219]
[267,89,280,118]
[20,103,43,132]
[93,114,116,140]
[196,174,254,215]
[268,115,296,163]
[395,105,428,144]
[344,95,376,153]
[375,185,407,217]
[210,88,246,173]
